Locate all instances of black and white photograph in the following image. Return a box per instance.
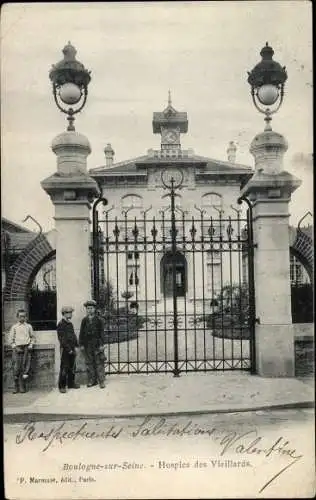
[1,2,314,498]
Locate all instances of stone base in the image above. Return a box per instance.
[3,345,55,391]
[255,324,295,377]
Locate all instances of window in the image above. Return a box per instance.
[128,270,139,286]
[202,193,223,211]
[207,251,220,262]
[32,258,56,291]
[202,193,223,237]
[126,252,140,290]
[121,194,143,210]
[160,195,183,239]
[207,263,221,292]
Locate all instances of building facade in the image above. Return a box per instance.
[90,99,253,313]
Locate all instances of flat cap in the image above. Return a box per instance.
[61,306,74,314]
[84,300,97,307]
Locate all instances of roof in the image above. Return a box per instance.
[299,225,313,240]
[90,153,253,178]
[2,217,34,234]
[152,96,188,133]
[7,232,37,252]
[152,110,188,133]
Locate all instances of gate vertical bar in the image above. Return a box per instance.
[92,196,108,304]
[238,195,256,373]
[247,204,256,374]
[170,178,180,377]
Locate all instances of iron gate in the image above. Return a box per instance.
[92,172,256,375]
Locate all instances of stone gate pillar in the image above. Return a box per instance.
[41,131,99,377]
[241,128,301,377]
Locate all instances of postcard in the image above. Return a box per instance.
[2,2,314,499]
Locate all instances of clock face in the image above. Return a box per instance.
[161,168,184,189]
[163,129,178,144]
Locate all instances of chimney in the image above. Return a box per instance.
[227,141,237,163]
[104,143,115,167]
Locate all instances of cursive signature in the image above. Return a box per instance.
[130,416,304,493]
[15,417,304,493]
[216,428,303,493]
[15,421,123,452]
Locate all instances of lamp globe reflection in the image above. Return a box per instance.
[59,82,82,105]
[247,43,287,129]
[49,42,91,131]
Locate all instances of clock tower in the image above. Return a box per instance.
[152,92,188,151]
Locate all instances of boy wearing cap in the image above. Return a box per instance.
[57,306,80,393]
[79,300,106,388]
[9,309,35,394]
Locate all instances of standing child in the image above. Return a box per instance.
[57,306,80,393]
[9,309,35,394]
[79,300,106,389]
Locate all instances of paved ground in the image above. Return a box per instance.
[4,371,314,422]
[105,327,250,365]
[4,409,315,498]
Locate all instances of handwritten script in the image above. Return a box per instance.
[15,416,303,493]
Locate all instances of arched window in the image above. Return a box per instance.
[201,193,223,238]
[32,256,56,291]
[121,194,143,210]
[160,194,183,239]
[201,193,222,212]
[161,193,182,209]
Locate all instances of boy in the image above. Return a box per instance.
[79,300,106,388]
[57,306,80,393]
[9,309,35,394]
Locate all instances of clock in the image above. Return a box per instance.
[162,129,179,144]
[161,167,184,189]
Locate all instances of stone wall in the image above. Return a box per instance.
[3,344,55,391]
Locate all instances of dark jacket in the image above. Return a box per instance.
[79,315,105,348]
[57,319,79,353]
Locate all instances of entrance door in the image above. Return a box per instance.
[161,251,186,297]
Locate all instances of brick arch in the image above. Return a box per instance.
[4,233,55,302]
[290,229,313,284]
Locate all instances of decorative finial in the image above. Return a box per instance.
[62,41,77,61]
[168,90,172,107]
[264,109,273,131]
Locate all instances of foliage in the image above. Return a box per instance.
[207,284,250,340]
[98,281,115,312]
[98,281,145,343]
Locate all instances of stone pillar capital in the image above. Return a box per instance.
[41,172,100,209]
[250,129,288,175]
[51,130,91,176]
[42,129,100,207]
[241,170,302,206]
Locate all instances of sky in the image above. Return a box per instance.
[1,1,313,232]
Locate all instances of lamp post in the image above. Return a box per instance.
[241,44,302,377]
[49,42,91,131]
[247,43,287,130]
